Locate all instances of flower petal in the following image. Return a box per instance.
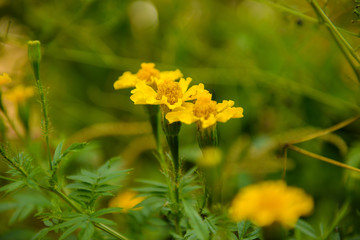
[216,107,244,123]
[179,77,192,94]
[130,82,159,105]
[159,69,183,81]
[166,106,198,125]
[114,72,139,89]
[201,114,217,128]
[183,83,208,101]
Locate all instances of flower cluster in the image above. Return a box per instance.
[113,63,244,130]
[0,73,34,104]
[229,180,314,228]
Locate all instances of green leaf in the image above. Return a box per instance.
[92,207,122,217]
[244,227,261,240]
[237,220,251,239]
[79,222,95,240]
[62,143,87,157]
[182,200,209,240]
[53,141,64,165]
[31,228,50,240]
[51,216,88,231]
[59,221,84,240]
[295,219,318,239]
[0,180,25,193]
[67,175,96,185]
[90,217,116,225]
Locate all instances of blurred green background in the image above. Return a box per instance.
[1,0,360,239]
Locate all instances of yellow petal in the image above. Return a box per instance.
[114,72,139,89]
[179,77,192,94]
[159,69,183,81]
[216,100,234,112]
[130,82,159,105]
[216,107,244,123]
[166,105,198,124]
[183,83,208,101]
[0,73,12,86]
[201,114,217,128]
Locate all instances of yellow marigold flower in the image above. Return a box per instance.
[229,181,314,228]
[0,73,12,86]
[130,77,206,110]
[109,191,146,213]
[3,85,34,103]
[113,62,183,89]
[166,93,243,128]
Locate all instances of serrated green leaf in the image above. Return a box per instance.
[0,180,25,193]
[90,217,116,225]
[92,207,122,217]
[244,227,261,240]
[136,179,167,188]
[59,221,84,240]
[51,216,88,231]
[53,141,64,165]
[95,184,120,192]
[182,200,209,240]
[295,219,318,239]
[67,175,96,184]
[66,182,92,191]
[31,228,50,240]
[237,220,251,239]
[62,143,87,157]
[43,219,53,227]
[97,170,131,185]
[79,222,94,240]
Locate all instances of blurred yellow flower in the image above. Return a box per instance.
[229,181,313,227]
[113,62,183,89]
[3,85,34,103]
[130,77,206,110]
[197,147,222,167]
[0,73,12,86]
[166,93,243,128]
[109,191,146,213]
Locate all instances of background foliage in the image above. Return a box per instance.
[1,0,360,239]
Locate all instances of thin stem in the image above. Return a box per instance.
[0,175,16,182]
[36,80,52,171]
[308,0,360,81]
[1,110,24,141]
[95,223,129,240]
[255,0,360,38]
[0,147,27,177]
[4,20,11,41]
[287,144,360,174]
[288,114,360,145]
[282,147,288,180]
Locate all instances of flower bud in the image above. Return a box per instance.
[27,40,41,80]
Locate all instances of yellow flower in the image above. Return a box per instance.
[3,85,34,103]
[166,93,243,128]
[197,147,222,167]
[109,191,146,213]
[130,77,207,110]
[113,62,183,89]
[229,181,313,228]
[0,73,12,86]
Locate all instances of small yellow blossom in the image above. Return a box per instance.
[3,85,34,103]
[113,63,183,89]
[0,73,12,86]
[109,191,146,213]
[166,93,243,128]
[130,77,207,110]
[229,181,313,228]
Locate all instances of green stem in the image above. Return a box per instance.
[2,109,24,141]
[36,79,52,171]
[256,0,360,38]
[308,0,360,81]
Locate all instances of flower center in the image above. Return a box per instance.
[136,63,160,83]
[156,80,183,105]
[193,96,217,119]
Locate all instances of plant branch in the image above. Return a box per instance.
[288,114,360,145]
[255,0,360,38]
[287,144,360,173]
[308,0,360,81]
